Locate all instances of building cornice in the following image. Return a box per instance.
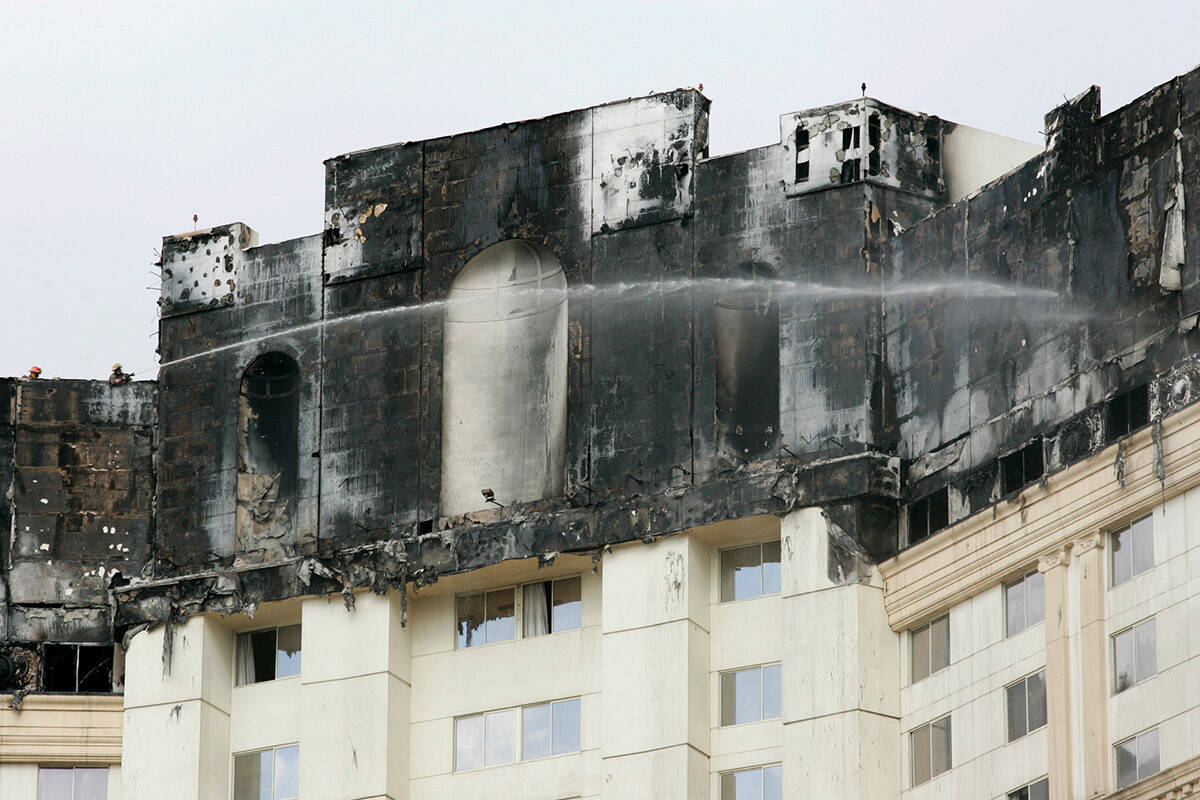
[879,401,1200,630]
[0,693,123,765]
[1106,752,1200,800]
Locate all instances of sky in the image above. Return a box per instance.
[2,0,1198,379]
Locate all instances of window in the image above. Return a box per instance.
[1001,439,1044,495]
[720,664,781,726]
[456,588,515,648]
[1115,728,1159,789]
[795,127,810,183]
[908,487,949,545]
[1006,670,1047,741]
[867,113,881,176]
[911,715,952,786]
[38,767,107,800]
[1106,384,1150,443]
[455,698,581,771]
[43,644,113,693]
[235,625,301,686]
[1005,570,1045,637]
[1111,515,1154,586]
[719,541,782,602]
[910,614,950,683]
[522,577,581,636]
[237,353,300,543]
[715,263,780,462]
[720,764,781,800]
[1007,777,1048,800]
[1113,618,1156,693]
[233,745,299,800]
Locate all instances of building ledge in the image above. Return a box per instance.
[0,693,123,765]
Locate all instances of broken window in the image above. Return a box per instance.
[719,540,782,602]
[522,576,582,637]
[441,240,568,516]
[1005,569,1045,637]
[1105,384,1150,443]
[715,263,779,462]
[456,588,515,648]
[1000,439,1044,495]
[233,744,299,800]
[910,614,950,683]
[43,644,113,693]
[1113,617,1156,693]
[720,663,781,726]
[908,486,950,545]
[237,353,300,544]
[1006,669,1047,741]
[911,715,952,786]
[1115,728,1159,790]
[720,764,782,800]
[1111,514,1154,586]
[38,767,107,800]
[235,624,301,686]
[867,113,881,176]
[1008,777,1048,800]
[794,126,810,183]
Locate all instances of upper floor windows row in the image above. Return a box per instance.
[456,576,582,649]
[720,540,781,602]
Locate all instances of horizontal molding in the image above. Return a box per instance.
[0,693,123,764]
[1108,752,1200,799]
[879,401,1200,631]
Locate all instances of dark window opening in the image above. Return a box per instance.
[842,127,853,150]
[1106,384,1150,443]
[43,644,113,693]
[715,264,780,462]
[1000,439,1045,495]
[926,130,941,165]
[840,158,861,183]
[795,126,810,184]
[237,353,300,543]
[868,114,881,176]
[909,486,950,545]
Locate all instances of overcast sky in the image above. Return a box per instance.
[3,1,1198,379]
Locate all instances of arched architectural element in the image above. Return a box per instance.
[237,352,300,548]
[441,240,568,516]
[715,264,780,461]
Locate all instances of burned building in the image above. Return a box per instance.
[3,65,1200,800]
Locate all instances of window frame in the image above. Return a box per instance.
[1114,727,1160,790]
[234,623,302,686]
[456,575,585,649]
[718,540,782,603]
[1110,514,1154,587]
[909,613,950,684]
[1004,569,1046,638]
[42,643,115,694]
[1006,776,1049,800]
[37,766,109,800]
[718,662,782,727]
[1112,617,1157,693]
[910,714,952,787]
[718,762,782,800]
[521,575,583,637]
[453,697,583,772]
[231,743,300,800]
[1005,669,1048,742]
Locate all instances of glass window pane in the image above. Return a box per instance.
[721,544,762,602]
[1136,619,1157,683]
[275,625,301,679]
[1007,787,1029,800]
[457,593,486,648]
[455,715,484,771]
[484,709,515,766]
[1029,777,1049,800]
[1114,629,1135,692]
[932,716,952,775]
[912,726,932,785]
[720,671,739,726]
[485,589,515,644]
[720,771,738,800]
[1007,681,1028,741]
[1139,729,1159,779]
[74,768,108,800]
[762,663,781,720]
[930,615,950,673]
[731,767,763,800]
[761,541,782,595]
[273,745,299,800]
[1132,516,1155,577]
[736,667,763,724]
[762,764,782,800]
[77,646,113,692]
[552,698,581,755]
[1026,571,1045,627]
[551,577,582,632]
[1112,527,1132,585]
[522,703,551,760]
[250,630,276,683]
[38,768,74,800]
[1027,671,1047,732]
[1006,578,1026,637]
[1116,738,1138,789]
[233,751,272,800]
[911,624,931,683]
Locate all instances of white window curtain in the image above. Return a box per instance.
[235,632,256,686]
[523,582,550,637]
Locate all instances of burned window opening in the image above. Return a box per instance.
[1000,439,1045,495]
[840,158,861,183]
[908,486,949,546]
[237,352,300,547]
[715,263,780,462]
[868,114,881,176]
[795,126,810,184]
[1106,384,1150,443]
[42,643,114,693]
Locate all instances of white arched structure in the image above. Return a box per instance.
[441,240,568,516]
